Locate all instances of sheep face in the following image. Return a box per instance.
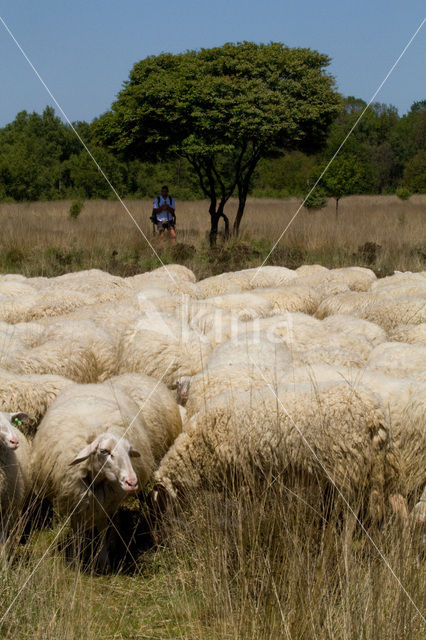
[70,433,141,493]
[0,412,27,450]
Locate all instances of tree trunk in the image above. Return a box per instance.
[233,156,258,236]
[233,192,247,236]
[335,197,340,220]
[209,200,229,247]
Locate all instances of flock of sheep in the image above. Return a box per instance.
[0,262,425,566]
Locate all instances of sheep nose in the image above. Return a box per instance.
[125,479,138,491]
[9,438,19,449]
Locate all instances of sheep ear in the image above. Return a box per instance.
[70,441,98,466]
[129,448,141,458]
[10,412,28,424]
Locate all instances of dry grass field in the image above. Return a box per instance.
[0,195,425,639]
[0,194,425,277]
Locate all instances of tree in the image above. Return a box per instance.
[94,42,340,244]
[321,154,374,218]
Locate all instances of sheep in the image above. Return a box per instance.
[0,290,97,324]
[32,384,156,568]
[367,342,426,381]
[195,274,244,298]
[360,297,426,332]
[276,364,426,516]
[107,373,183,463]
[239,266,298,289]
[0,320,46,348]
[127,264,196,288]
[251,285,320,315]
[321,314,387,347]
[315,292,379,320]
[0,411,32,543]
[183,337,293,416]
[118,313,212,387]
[204,292,274,321]
[206,336,292,370]
[314,281,350,301]
[153,383,390,523]
[35,318,118,381]
[388,323,426,346]
[8,340,99,383]
[327,267,377,292]
[0,369,73,435]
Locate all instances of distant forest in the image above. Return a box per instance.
[0,97,424,202]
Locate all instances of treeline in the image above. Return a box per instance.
[0,97,424,203]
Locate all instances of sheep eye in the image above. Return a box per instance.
[100,449,110,456]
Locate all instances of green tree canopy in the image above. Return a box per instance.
[94,41,340,243]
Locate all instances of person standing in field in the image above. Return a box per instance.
[153,185,176,243]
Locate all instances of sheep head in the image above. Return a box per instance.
[70,432,141,493]
[0,412,28,450]
[171,375,192,405]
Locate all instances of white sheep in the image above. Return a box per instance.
[0,411,32,543]
[118,313,212,386]
[367,342,426,381]
[32,384,155,567]
[8,340,99,383]
[107,373,183,463]
[204,292,274,321]
[321,314,387,347]
[154,383,390,523]
[184,337,293,416]
[388,323,426,346]
[0,369,73,435]
[195,273,244,298]
[251,285,320,315]
[35,318,118,381]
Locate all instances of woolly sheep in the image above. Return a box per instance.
[327,267,377,292]
[9,340,99,383]
[367,342,426,381]
[0,369,73,435]
[0,411,32,543]
[239,266,298,289]
[0,290,97,324]
[271,364,426,515]
[388,323,426,346]
[251,285,320,315]
[204,292,274,321]
[107,373,183,463]
[0,321,46,348]
[118,313,212,386]
[183,337,293,416]
[36,318,117,381]
[195,274,244,298]
[321,314,387,347]
[32,384,156,566]
[154,383,389,522]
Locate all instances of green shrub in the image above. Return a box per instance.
[69,200,84,219]
[395,186,411,201]
[304,189,327,210]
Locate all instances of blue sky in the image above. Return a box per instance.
[0,1,424,127]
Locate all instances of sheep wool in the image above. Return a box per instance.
[0,412,32,541]
[32,384,155,531]
[154,383,389,521]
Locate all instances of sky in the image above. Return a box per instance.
[0,1,425,127]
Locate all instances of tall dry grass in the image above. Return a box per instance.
[0,476,425,639]
[0,195,425,277]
